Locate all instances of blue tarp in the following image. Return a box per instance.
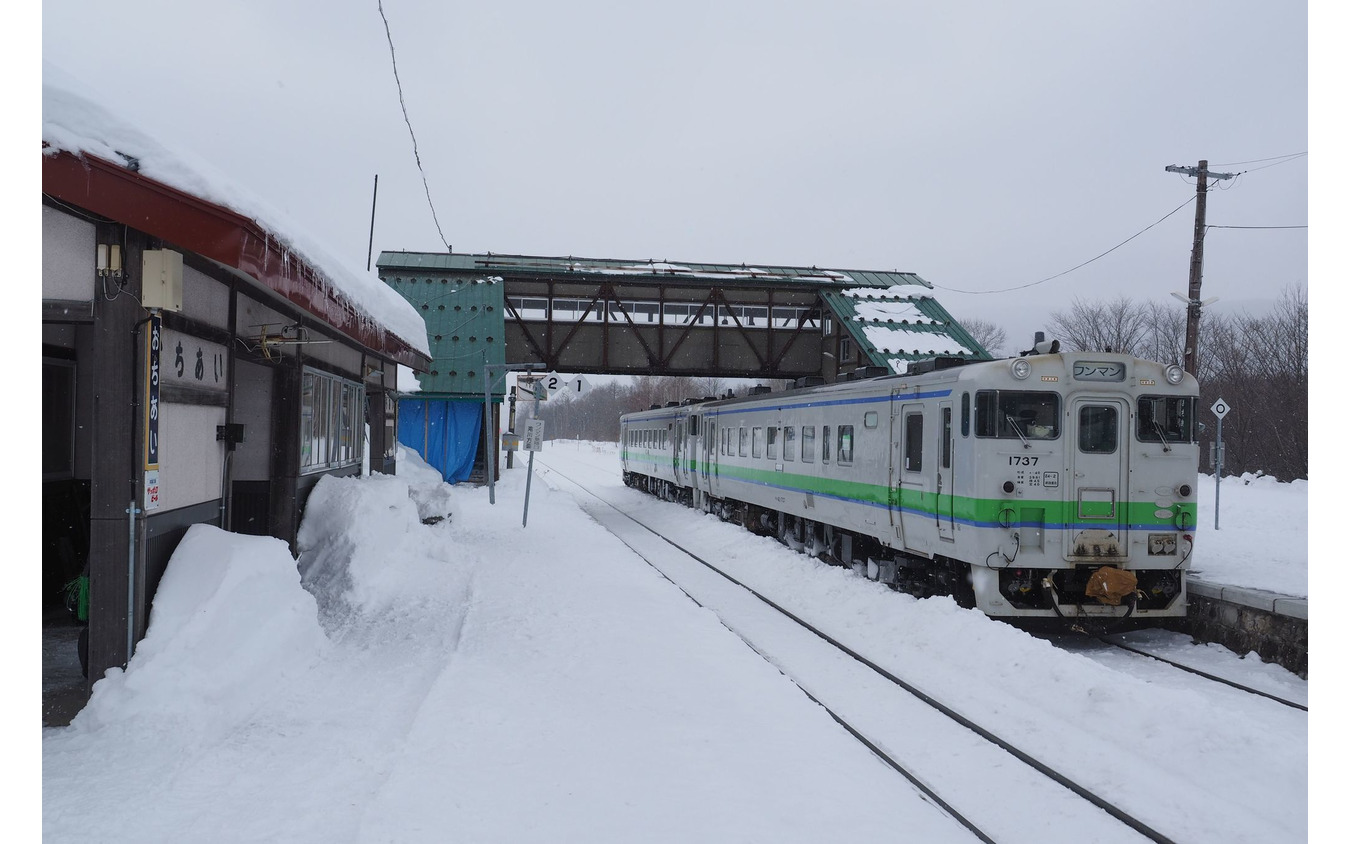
[397,399,484,483]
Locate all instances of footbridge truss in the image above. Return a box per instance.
[378,251,991,384]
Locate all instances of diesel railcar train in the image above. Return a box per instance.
[620,345,1200,624]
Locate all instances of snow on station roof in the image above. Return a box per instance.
[41,64,431,370]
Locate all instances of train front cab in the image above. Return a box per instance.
[961,356,1198,624]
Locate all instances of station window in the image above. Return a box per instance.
[43,358,75,480]
[784,426,796,461]
[301,368,364,473]
[837,425,854,465]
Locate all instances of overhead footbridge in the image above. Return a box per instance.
[378,251,992,384]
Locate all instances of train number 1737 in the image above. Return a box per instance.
[1009,456,1039,466]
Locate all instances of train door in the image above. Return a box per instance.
[889,397,932,551]
[937,401,955,541]
[1065,396,1129,560]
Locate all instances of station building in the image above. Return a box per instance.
[41,76,431,687]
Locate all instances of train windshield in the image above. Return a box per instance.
[975,390,1060,440]
[1137,396,1197,444]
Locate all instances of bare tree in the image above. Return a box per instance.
[956,317,1008,357]
[1048,296,1151,354]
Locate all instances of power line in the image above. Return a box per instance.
[1208,224,1307,230]
[1209,151,1307,168]
[378,1,452,252]
[930,195,1197,296]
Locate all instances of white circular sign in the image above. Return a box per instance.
[1210,398,1230,419]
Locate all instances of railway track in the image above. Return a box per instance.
[537,460,1183,844]
[1089,636,1307,711]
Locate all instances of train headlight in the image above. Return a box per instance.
[1165,364,1185,385]
[1010,359,1031,380]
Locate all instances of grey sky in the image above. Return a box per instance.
[38,0,1310,353]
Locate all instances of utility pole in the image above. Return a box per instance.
[1164,160,1235,376]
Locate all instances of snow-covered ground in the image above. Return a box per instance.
[1186,471,1308,598]
[40,442,1313,842]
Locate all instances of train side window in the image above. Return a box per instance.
[802,426,816,462]
[904,413,923,472]
[689,415,699,436]
[784,426,796,461]
[752,427,764,458]
[942,407,953,468]
[837,425,854,465]
[961,392,970,437]
[864,411,879,429]
[1079,406,1118,454]
[739,426,748,457]
[767,427,778,459]
[822,425,831,464]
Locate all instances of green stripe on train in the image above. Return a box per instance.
[620,450,1197,529]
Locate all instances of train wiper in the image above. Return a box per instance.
[1152,419,1173,453]
[1005,414,1031,449]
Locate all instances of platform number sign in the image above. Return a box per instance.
[1210,398,1230,420]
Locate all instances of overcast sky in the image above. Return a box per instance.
[34,1,1315,351]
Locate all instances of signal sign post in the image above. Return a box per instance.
[1210,398,1230,530]
[522,419,544,527]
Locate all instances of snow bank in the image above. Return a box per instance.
[1191,472,1308,597]
[73,525,328,730]
[297,472,464,617]
[395,445,456,522]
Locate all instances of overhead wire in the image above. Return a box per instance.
[931,195,1198,296]
[377,1,452,252]
[1210,151,1307,168]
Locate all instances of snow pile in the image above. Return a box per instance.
[72,525,328,730]
[41,62,429,356]
[296,473,462,616]
[398,445,456,522]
